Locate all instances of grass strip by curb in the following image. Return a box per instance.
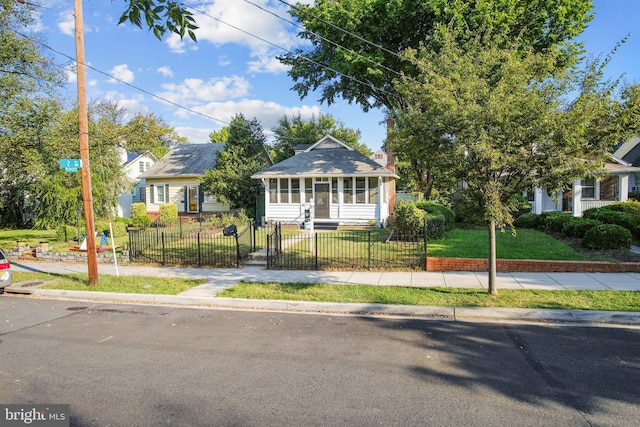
[218,281,640,312]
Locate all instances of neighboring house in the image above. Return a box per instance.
[528,156,640,217]
[251,135,398,227]
[370,149,388,167]
[139,144,230,217]
[613,135,640,192]
[117,151,158,218]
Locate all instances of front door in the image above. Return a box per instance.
[314,183,330,219]
[187,186,199,213]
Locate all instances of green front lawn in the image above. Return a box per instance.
[428,228,588,260]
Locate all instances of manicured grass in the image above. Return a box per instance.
[427,228,588,260]
[13,271,205,295]
[218,281,640,312]
[0,229,59,249]
[0,228,129,253]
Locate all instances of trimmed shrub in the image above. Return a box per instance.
[158,203,178,226]
[583,209,639,238]
[414,201,455,231]
[513,213,539,229]
[535,211,567,230]
[582,224,632,250]
[562,217,602,238]
[130,203,147,219]
[599,201,640,216]
[542,212,573,233]
[391,203,425,234]
[130,203,151,228]
[424,214,446,239]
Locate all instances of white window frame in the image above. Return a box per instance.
[155,183,168,204]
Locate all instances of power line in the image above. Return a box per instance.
[241,0,404,79]
[185,2,397,101]
[274,0,415,65]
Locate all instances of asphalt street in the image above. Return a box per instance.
[1,296,639,426]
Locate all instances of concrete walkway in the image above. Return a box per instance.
[6,260,640,325]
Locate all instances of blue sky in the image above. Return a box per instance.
[25,0,640,151]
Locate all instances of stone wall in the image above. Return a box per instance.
[5,246,129,264]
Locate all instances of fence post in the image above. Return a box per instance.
[315,232,318,270]
[197,233,201,266]
[368,230,371,271]
[128,230,133,262]
[161,232,166,265]
[424,220,428,271]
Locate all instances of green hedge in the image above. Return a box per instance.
[583,208,640,238]
[513,213,539,229]
[562,217,602,238]
[414,201,455,231]
[582,224,632,250]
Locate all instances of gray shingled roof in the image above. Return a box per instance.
[140,143,224,179]
[252,147,397,179]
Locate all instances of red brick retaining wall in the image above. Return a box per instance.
[426,257,640,273]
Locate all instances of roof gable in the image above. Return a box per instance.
[252,135,396,179]
[305,134,354,152]
[140,144,224,179]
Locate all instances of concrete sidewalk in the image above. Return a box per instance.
[7,260,640,325]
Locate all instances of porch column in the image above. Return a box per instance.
[620,175,629,202]
[572,180,582,217]
[533,187,543,214]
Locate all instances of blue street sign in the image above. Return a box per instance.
[59,159,82,172]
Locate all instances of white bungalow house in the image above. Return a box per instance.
[139,144,230,218]
[116,150,158,218]
[252,135,398,227]
[528,156,640,217]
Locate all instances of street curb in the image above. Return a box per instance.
[24,289,640,325]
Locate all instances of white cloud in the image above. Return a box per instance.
[108,64,135,84]
[247,54,289,74]
[165,33,186,53]
[157,66,174,77]
[195,0,298,73]
[57,11,75,36]
[174,127,214,144]
[103,92,150,120]
[157,76,251,104]
[178,99,322,133]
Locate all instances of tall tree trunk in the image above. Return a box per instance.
[488,220,498,295]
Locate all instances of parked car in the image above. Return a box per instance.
[0,249,12,293]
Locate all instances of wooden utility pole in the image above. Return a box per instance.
[74,0,98,285]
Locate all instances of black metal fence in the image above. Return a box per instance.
[128,222,255,267]
[267,225,427,271]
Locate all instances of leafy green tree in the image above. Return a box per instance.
[0,0,65,227]
[209,127,230,143]
[279,0,593,111]
[392,28,639,294]
[118,0,198,41]
[278,0,595,198]
[272,113,370,162]
[200,115,271,212]
[32,101,130,228]
[122,112,186,159]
